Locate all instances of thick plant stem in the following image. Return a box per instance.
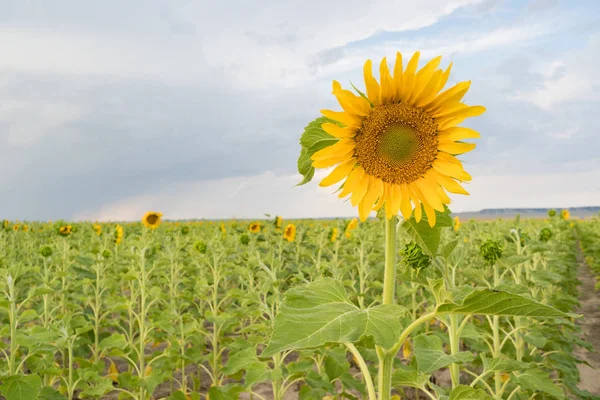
[492,263,501,398]
[382,217,397,305]
[449,314,460,387]
[377,216,398,399]
[377,349,394,400]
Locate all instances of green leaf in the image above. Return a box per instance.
[38,387,67,400]
[402,206,452,257]
[516,368,565,399]
[222,347,259,375]
[296,117,339,186]
[448,385,493,400]
[99,334,128,350]
[207,384,244,400]
[38,388,67,400]
[262,279,406,356]
[413,334,473,373]
[481,355,533,373]
[391,365,430,389]
[438,289,572,317]
[324,347,350,381]
[0,374,42,400]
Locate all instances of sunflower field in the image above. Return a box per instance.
[0,212,597,400]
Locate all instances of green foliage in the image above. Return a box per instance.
[296,117,339,186]
[480,239,503,264]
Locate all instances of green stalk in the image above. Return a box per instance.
[492,263,501,398]
[377,216,397,400]
[449,314,460,387]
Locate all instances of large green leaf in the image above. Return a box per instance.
[401,206,453,257]
[516,368,565,399]
[481,355,533,373]
[448,385,493,400]
[413,334,473,373]
[0,374,42,400]
[391,365,430,389]
[438,289,572,317]
[296,117,339,186]
[262,279,406,356]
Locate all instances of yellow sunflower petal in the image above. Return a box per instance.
[312,152,354,168]
[432,170,469,195]
[322,123,356,139]
[414,70,443,108]
[436,152,462,165]
[422,202,437,227]
[399,51,420,101]
[437,142,477,155]
[433,160,472,182]
[379,57,394,105]
[385,184,402,219]
[438,127,481,142]
[414,179,444,212]
[438,62,452,93]
[319,159,356,187]
[436,106,486,130]
[333,88,372,116]
[338,165,365,198]
[399,184,412,220]
[408,56,442,105]
[321,110,361,128]
[363,60,380,106]
[405,184,422,222]
[393,52,403,101]
[311,139,355,161]
[373,183,387,211]
[351,173,370,206]
[359,178,383,221]
[424,81,471,113]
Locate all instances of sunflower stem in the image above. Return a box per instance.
[377,216,397,399]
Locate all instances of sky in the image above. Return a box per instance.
[0,0,599,221]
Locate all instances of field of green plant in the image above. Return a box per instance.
[0,213,597,400]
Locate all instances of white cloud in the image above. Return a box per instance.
[74,167,600,221]
[513,35,600,110]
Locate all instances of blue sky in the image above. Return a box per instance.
[0,0,598,221]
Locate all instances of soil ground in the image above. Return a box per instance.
[575,246,600,396]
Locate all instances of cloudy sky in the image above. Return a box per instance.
[1,0,598,221]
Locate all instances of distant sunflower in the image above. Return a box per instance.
[275,216,283,229]
[329,227,339,243]
[93,223,102,236]
[283,224,296,242]
[142,212,163,229]
[560,209,570,220]
[12,224,19,232]
[312,51,485,226]
[249,222,261,233]
[344,218,358,238]
[220,223,227,234]
[58,225,72,236]
[2,220,8,230]
[114,225,124,245]
[453,216,461,232]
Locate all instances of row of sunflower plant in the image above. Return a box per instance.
[0,212,595,400]
[576,213,600,289]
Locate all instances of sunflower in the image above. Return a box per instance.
[93,223,102,236]
[12,224,19,232]
[312,52,484,226]
[344,218,358,238]
[220,223,227,234]
[58,225,72,236]
[2,220,8,230]
[283,224,296,242]
[114,225,124,245]
[249,222,261,233]
[142,212,163,229]
[560,209,570,220]
[275,216,283,229]
[453,216,461,232]
[329,227,339,243]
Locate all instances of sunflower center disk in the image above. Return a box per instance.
[147,215,159,224]
[354,103,439,185]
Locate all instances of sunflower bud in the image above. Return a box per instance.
[539,227,552,243]
[194,241,207,254]
[480,239,503,265]
[548,209,556,217]
[40,246,53,258]
[240,234,250,245]
[402,243,431,271]
[181,226,190,235]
